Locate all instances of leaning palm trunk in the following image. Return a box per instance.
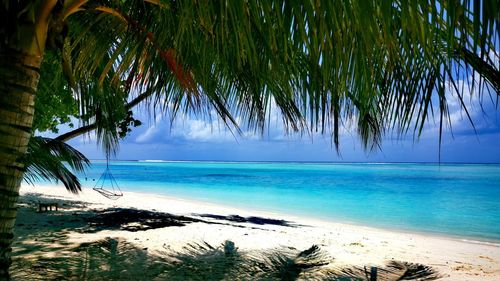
[0,48,42,280]
[0,2,54,278]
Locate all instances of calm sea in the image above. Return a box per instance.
[76,161,500,242]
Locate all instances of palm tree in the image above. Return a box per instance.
[0,0,498,279]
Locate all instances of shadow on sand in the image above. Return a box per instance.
[11,194,441,280]
[195,214,296,227]
[12,237,441,281]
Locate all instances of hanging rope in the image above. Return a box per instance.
[93,158,123,200]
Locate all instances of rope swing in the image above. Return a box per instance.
[93,158,123,200]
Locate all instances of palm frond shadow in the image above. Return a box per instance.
[160,242,441,281]
[12,236,441,281]
[160,241,244,280]
[12,238,168,281]
[338,261,441,281]
[247,245,332,280]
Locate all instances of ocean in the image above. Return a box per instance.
[74,161,500,242]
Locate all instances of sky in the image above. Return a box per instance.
[56,84,500,163]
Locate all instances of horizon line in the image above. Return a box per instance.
[85,159,500,165]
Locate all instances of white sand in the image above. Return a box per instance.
[16,183,500,280]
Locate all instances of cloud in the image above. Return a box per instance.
[135,115,164,143]
[133,111,244,144]
[124,95,362,146]
[132,98,308,144]
[417,70,500,139]
[119,75,500,162]
[170,116,236,142]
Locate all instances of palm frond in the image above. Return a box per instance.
[23,136,90,193]
[49,0,499,153]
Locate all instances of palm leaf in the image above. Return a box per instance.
[44,0,499,154]
[23,136,90,193]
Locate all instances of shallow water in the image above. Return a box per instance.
[75,161,500,242]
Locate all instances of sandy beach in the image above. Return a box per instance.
[12,183,500,280]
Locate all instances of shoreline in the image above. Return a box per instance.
[27,183,500,247]
[34,182,500,246]
[15,183,500,280]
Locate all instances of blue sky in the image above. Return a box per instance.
[58,85,500,163]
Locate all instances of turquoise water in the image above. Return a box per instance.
[76,161,500,242]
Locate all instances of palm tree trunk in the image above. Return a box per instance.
[0,48,42,280]
[0,1,56,278]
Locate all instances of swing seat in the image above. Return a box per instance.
[93,187,123,200]
[94,165,123,200]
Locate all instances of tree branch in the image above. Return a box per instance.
[55,90,153,142]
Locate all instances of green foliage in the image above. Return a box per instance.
[33,50,78,133]
[118,111,142,139]
[58,0,499,153]
[22,0,500,153]
[33,48,142,143]
[19,0,499,193]
[23,137,90,193]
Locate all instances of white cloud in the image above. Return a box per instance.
[171,116,236,142]
[418,70,500,139]
[135,114,164,143]
[134,110,241,143]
